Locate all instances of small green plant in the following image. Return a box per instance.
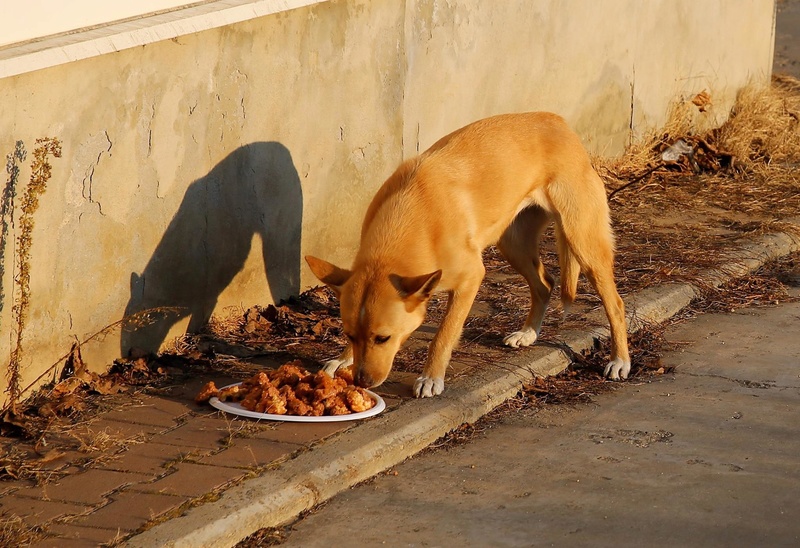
[6,137,61,411]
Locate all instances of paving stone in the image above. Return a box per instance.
[13,469,151,505]
[99,441,199,475]
[100,397,191,428]
[0,438,83,474]
[251,420,353,445]
[376,371,417,398]
[0,495,87,526]
[32,450,87,472]
[40,465,84,481]
[243,356,286,368]
[375,394,403,411]
[99,407,178,430]
[76,491,190,532]
[38,523,125,546]
[149,415,233,451]
[129,461,248,498]
[412,323,438,342]
[72,417,166,440]
[446,357,475,376]
[0,478,28,496]
[147,395,197,416]
[197,438,300,469]
[161,374,240,404]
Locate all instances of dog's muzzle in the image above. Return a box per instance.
[354,369,376,388]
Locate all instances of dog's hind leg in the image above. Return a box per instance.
[498,206,554,348]
[549,174,631,379]
[581,261,630,379]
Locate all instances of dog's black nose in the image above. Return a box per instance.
[355,370,373,388]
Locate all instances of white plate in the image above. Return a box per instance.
[209,383,386,422]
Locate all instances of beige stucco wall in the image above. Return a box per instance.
[0,0,775,406]
[402,0,776,154]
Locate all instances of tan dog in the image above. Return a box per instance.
[306,112,630,398]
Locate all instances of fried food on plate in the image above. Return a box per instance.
[196,360,376,416]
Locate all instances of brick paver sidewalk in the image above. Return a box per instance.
[0,367,411,545]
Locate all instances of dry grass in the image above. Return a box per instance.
[236,528,290,547]
[718,75,800,168]
[603,75,800,177]
[0,514,46,547]
[595,76,800,297]
[683,251,800,316]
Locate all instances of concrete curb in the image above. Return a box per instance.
[125,221,800,548]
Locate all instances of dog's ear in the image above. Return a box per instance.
[390,270,442,302]
[305,256,352,295]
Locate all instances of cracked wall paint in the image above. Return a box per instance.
[81,131,112,216]
[66,132,113,222]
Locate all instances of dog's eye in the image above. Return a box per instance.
[374,335,390,345]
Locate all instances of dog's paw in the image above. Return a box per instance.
[322,356,353,376]
[413,376,445,398]
[503,328,538,348]
[604,357,631,380]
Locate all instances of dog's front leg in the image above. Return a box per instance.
[415,270,484,398]
[322,343,354,376]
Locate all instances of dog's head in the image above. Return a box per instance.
[305,255,441,388]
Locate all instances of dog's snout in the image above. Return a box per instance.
[355,369,374,388]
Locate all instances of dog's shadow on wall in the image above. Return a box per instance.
[121,142,303,356]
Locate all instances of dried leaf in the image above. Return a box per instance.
[65,342,86,377]
[37,403,56,418]
[49,377,84,399]
[244,320,259,333]
[55,393,87,413]
[691,90,712,112]
[132,358,149,373]
[90,377,122,396]
[1,410,28,430]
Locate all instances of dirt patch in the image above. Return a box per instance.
[186,286,346,363]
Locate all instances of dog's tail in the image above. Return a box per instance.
[555,226,581,312]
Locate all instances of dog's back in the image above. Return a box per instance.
[356,112,610,294]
